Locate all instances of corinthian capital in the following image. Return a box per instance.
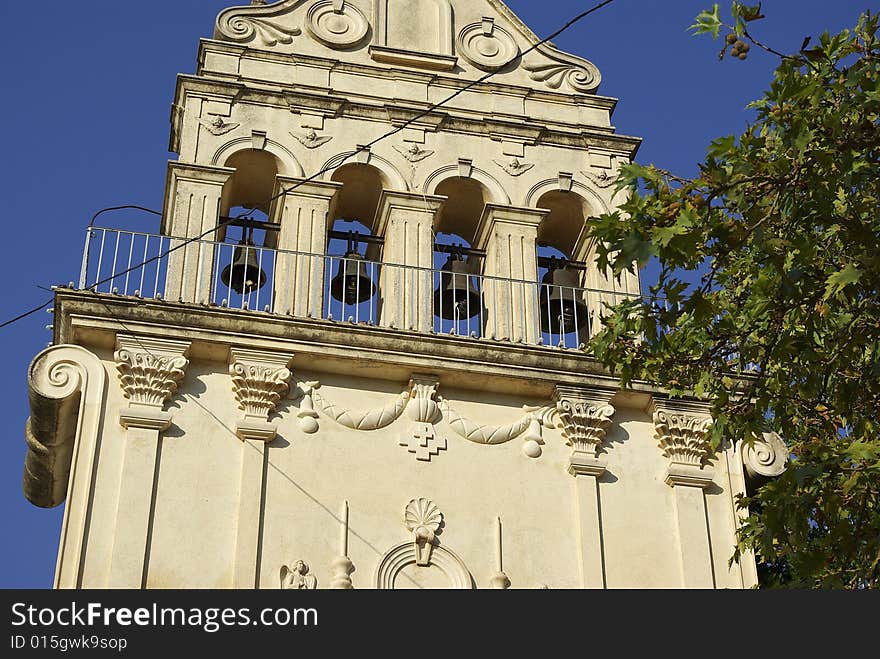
[652,398,714,488]
[228,348,295,442]
[554,385,616,476]
[115,335,191,430]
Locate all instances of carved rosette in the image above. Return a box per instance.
[742,432,788,482]
[458,18,520,72]
[228,348,294,442]
[115,336,190,431]
[399,376,446,461]
[306,0,369,48]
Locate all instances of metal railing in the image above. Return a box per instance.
[79,227,643,350]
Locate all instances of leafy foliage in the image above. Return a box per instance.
[589,7,880,588]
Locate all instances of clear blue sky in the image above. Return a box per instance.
[0,1,868,588]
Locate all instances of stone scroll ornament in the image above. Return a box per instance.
[215,1,302,47]
[742,432,788,481]
[522,43,602,94]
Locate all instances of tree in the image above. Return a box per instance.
[587,3,880,588]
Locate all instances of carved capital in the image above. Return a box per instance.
[554,386,615,475]
[114,336,190,428]
[228,348,294,441]
[652,399,715,488]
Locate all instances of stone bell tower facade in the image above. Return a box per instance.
[23,0,786,589]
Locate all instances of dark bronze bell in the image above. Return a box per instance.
[220,239,267,294]
[539,267,589,334]
[434,254,481,320]
[330,251,375,305]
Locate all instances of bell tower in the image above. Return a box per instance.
[23,0,786,589]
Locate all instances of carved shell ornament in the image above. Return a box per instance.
[458,18,521,72]
[306,0,370,48]
[405,498,444,536]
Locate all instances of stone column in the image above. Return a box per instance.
[270,177,343,318]
[475,204,548,344]
[554,385,616,589]
[375,190,445,332]
[228,348,295,588]
[161,162,235,303]
[653,398,716,589]
[108,335,191,588]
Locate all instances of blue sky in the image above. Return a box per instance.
[0,1,869,588]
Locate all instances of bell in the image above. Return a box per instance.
[539,267,589,334]
[434,254,481,320]
[220,239,267,294]
[330,251,375,305]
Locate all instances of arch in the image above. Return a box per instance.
[524,177,609,215]
[375,0,454,55]
[211,136,304,177]
[375,542,474,589]
[424,164,510,206]
[219,149,283,217]
[320,150,409,193]
[328,162,399,236]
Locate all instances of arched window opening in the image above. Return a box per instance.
[325,218,380,324]
[221,149,282,222]
[213,206,278,313]
[330,163,388,238]
[433,177,488,245]
[535,191,592,347]
[433,231,482,337]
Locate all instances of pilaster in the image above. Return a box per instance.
[554,384,616,589]
[161,162,235,304]
[653,398,716,588]
[109,335,191,588]
[228,348,294,588]
[375,190,446,332]
[270,177,343,317]
[475,204,548,344]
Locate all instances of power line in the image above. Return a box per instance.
[1,0,618,331]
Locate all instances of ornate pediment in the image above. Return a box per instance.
[214,0,601,93]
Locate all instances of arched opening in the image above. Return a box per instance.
[325,217,379,324]
[535,190,593,347]
[431,177,490,336]
[330,163,390,236]
[221,150,281,218]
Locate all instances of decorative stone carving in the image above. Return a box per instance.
[115,336,190,430]
[490,516,511,589]
[580,169,618,189]
[439,399,551,458]
[280,560,317,589]
[405,498,443,566]
[458,18,520,72]
[199,115,240,136]
[393,143,434,163]
[653,400,715,488]
[495,158,534,177]
[400,376,446,461]
[331,500,355,589]
[216,2,302,47]
[310,385,410,431]
[306,0,369,49]
[554,386,616,477]
[228,348,294,442]
[294,381,321,434]
[523,44,602,94]
[291,129,333,149]
[654,410,713,467]
[742,432,788,481]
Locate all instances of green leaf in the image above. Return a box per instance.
[823,264,862,298]
[690,4,722,38]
